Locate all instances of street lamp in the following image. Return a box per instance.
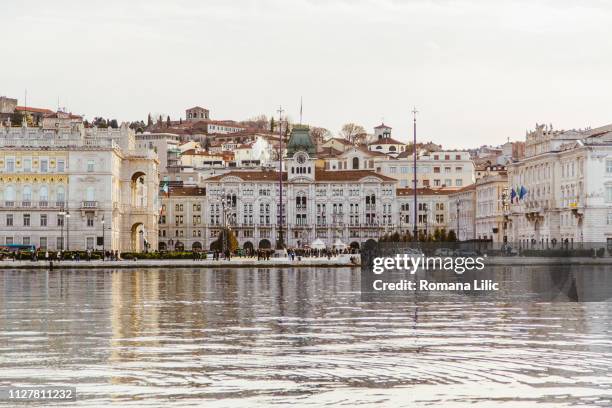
[59,210,66,251]
[101,215,105,260]
[456,200,460,242]
[65,211,71,251]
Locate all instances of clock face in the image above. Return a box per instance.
[296,155,306,164]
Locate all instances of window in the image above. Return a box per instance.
[23,237,30,245]
[7,214,13,226]
[6,237,13,245]
[23,214,30,226]
[87,237,94,249]
[57,160,65,172]
[39,237,47,250]
[40,214,47,227]
[607,160,612,174]
[445,179,452,186]
[6,158,15,172]
[87,160,95,172]
[39,185,48,202]
[41,159,48,173]
[87,214,94,227]
[23,186,32,202]
[56,237,64,250]
[86,186,95,201]
[57,186,65,203]
[433,167,440,173]
[23,159,31,172]
[455,179,463,187]
[607,186,612,202]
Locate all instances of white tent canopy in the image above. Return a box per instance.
[310,238,326,250]
[333,239,347,250]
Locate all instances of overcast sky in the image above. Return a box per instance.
[1,0,611,147]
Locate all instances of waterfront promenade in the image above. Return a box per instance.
[0,255,361,269]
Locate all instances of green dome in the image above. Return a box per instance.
[286,125,316,157]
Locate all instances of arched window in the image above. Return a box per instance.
[23,186,32,201]
[5,186,15,201]
[56,186,65,203]
[39,185,49,201]
[389,146,397,152]
[352,157,359,169]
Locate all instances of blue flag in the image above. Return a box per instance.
[519,186,527,200]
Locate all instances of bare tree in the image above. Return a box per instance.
[310,127,332,144]
[339,123,366,144]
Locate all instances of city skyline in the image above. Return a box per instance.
[2,0,612,148]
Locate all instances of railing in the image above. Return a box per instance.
[3,201,14,207]
[21,201,31,207]
[39,201,48,208]
[82,201,98,208]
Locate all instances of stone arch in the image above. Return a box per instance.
[192,242,202,251]
[352,157,359,169]
[131,222,145,252]
[258,239,271,249]
[158,242,167,251]
[350,241,360,249]
[243,241,254,252]
[174,241,184,251]
[131,171,147,207]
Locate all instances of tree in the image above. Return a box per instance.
[109,119,119,129]
[310,127,332,144]
[270,117,275,132]
[340,123,366,144]
[10,110,24,126]
[92,117,108,128]
[211,228,239,252]
[447,230,457,242]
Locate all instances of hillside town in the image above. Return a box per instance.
[1,94,612,253]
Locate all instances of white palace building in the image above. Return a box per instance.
[158,125,400,251]
[507,123,612,245]
[0,120,160,252]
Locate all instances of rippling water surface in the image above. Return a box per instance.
[2,267,612,407]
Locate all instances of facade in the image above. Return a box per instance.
[396,188,453,237]
[448,184,477,241]
[376,150,474,189]
[368,123,406,157]
[158,125,398,251]
[0,122,159,252]
[508,123,612,244]
[475,171,508,242]
[185,106,210,122]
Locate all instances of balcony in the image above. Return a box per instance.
[3,201,14,208]
[21,201,32,208]
[81,201,98,209]
[39,201,49,208]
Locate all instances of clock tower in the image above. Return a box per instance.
[286,125,316,181]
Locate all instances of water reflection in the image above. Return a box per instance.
[1,267,612,407]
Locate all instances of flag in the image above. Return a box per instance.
[519,186,527,200]
[510,188,516,203]
[161,183,169,197]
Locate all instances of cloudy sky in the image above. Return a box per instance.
[1,0,611,147]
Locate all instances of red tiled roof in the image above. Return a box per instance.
[369,137,405,146]
[204,169,396,183]
[166,187,206,196]
[15,106,54,114]
[315,169,396,182]
[396,187,458,196]
[374,123,392,129]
